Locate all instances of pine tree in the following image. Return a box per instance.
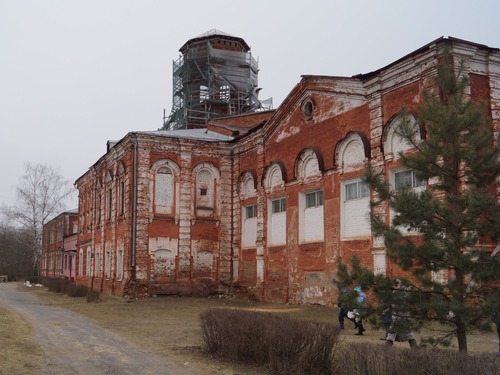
[339,53,500,352]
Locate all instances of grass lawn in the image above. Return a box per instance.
[13,284,500,374]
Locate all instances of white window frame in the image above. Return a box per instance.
[299,190,324,243]
[390,167,427,233]
[245,204,257,219]
[268,197,287,246]
[242,204,258,248]
[341,178,371,239]
[305,190,323,208]
[393,169,426,191]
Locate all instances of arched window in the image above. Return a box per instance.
[151,159,179,215]
[196,169,214,209]
[335,132,367,172]
[383,113,421,160]
[264,163,284,192]
[117,162,126,216]
[193,163,220,217]
[296,149,324,243]
[296,149,321,181]
[239,171,256,200]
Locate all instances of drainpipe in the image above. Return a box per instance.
[131,138,138,271]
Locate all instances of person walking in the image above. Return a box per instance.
[385,281,417,348]
[337,284,350,329]
[385,309,417,348]
[353,286,366,336]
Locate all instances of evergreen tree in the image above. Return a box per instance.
[338,54,500,352]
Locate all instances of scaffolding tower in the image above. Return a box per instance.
[162,30,272,130]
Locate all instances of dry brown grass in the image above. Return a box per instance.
[0,306,43,375]
[21,286,500,374]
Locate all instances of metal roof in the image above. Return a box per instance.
[134,128,235,142]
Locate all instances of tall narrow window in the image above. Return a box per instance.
[86,248,91,277]
[105,251,111,279]
[300,190,324,243]
[390,168,427,233]
[95,252,101,278]
[342,179,370,239]
[119,181,125,216]
[155,167,173,214]
[242,204,257,248]
[79,249,83,277]
[268,197,287,246]
[116,250,123,281]
[97,195,102,224]
[196,170,214,209]
[107,188,112,220]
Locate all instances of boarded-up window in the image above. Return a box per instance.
[196,170,214,209]
[342,179,370,239]
[300,190,324,243]
[155,167,174,214]
[268,197,286,246]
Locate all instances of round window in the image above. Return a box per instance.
[302,98,314,121]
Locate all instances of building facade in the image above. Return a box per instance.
[41,209,78,280]
[72,36,500,304]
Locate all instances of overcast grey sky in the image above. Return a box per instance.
[1,0,499,210]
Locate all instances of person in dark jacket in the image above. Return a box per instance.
[337,284,350,329]
[353,286,367,336]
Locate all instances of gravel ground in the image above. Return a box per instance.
[0,283,191,375]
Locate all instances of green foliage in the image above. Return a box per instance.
[338,53,500,352]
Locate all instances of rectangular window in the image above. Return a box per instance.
[107,188,112,220]
[345,181,369,201]
[268,197,287,246]
[119,181,125,216]
[245,204,257,219]
[394,170,426,191]
[97,195,102,224]
[271,197,286,213]
[305,190,323,208]
[105,252,111,279]
[116,250,123,281]
[86,249,91,277]
[95,252,101,278]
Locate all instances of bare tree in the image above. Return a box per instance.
[2,163,75,275]
[0,220,34,280]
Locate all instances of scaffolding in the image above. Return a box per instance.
[162,32,271,130]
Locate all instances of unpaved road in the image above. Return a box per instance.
[0,283,191,375]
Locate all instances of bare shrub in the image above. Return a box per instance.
[334,343,499,375]
[67,284,88,298]
[200,309,339,374]
[43,277,68,293]
[86,289,100,303]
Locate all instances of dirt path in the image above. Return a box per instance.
[0,283,191,375]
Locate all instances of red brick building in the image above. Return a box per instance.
[41,209,78,280]
[72,35,500,304]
